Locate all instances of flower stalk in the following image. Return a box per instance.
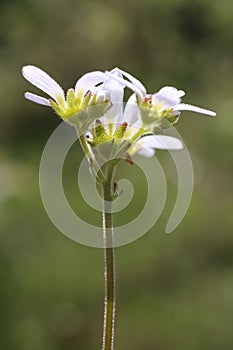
[101,162,117,350]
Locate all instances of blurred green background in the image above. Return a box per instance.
[0,0,233,349]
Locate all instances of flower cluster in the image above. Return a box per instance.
[22,65,216,159]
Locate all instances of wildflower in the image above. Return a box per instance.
[105,69,216,134]
[22,65,111,131]
[84,68,183,160]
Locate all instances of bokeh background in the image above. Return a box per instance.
[0,0,233,349]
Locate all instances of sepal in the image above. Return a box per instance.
[66,100,112,134]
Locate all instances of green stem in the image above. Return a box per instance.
[79,133,91,156]
[102,163,116,350]
[79,134,105,182]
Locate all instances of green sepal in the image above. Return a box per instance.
[82,91,92,108]
[50,100,66,117]
[91,139,131,166]
[93,121,109,144]
[165,113,180,126]
[113,122,128,140]
[66,101,112,135]
[66,88,76,109]
[139,105,160,125]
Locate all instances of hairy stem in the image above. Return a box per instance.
[102,163,116,350]
[79,134,105,182]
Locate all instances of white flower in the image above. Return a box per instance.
[105,69,216,120]
[105,68,146,100]
[101,68,125,125]
[88,68,183,157]
[90,67,144,127]
[152,86,216,117]
[22,65,110,120]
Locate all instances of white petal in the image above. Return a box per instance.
[137,135,183,151]
[105,71,145,100]
[75,71,106,95]
[154,86,185,107]
[151,135,183,150]
[137,147,156,157]
[90,84,104,93]
[116,68,147,94]
[102,68,124,124]
[123,94,140,125]
[24,92,51,106]
[158,86,185,98]
[95,89,110,103]
[152,94,171,111]
[123,94,143,139]
[173,103,216,116]
[22,65,65,102]
[105,68,124,95]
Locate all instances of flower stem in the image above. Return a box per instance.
[102,163,116,350]
[79,134,106,182]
